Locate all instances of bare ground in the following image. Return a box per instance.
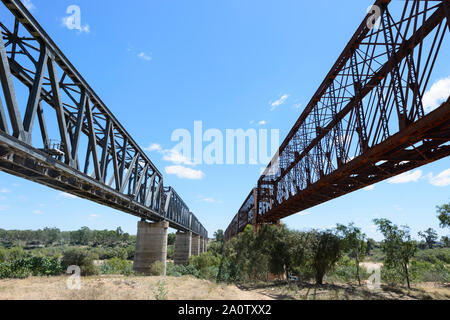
[0,276,448,300]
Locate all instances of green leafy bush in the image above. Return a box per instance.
[0,257,62,279]
[327,256,368,283]
[61,248,98,276]
[149,261,165,276]
[101,258,134,276]
[410,260,450,283]
[415,248,450,264]
[381,265,405,286]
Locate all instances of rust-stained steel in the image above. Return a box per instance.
[226,0,450,241]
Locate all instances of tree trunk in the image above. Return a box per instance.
[404,263,411,289]
[316,272,324,285]
[356,257,361,286]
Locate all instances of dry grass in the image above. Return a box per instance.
[0,276,271,300]
[239,281,450,300]
[0,276,449,300]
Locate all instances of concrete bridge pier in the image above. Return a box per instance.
[174,231,192,265]
[133,220,169,275]
[191,234,201,256]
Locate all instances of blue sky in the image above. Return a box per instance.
[0,0,449,241]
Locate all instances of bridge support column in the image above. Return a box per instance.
[174,231,192,265]
[133,220,169,276]
[199,236,204,253]
[191,234,201,256]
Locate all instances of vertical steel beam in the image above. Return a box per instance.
[0,31,24,140]
[47,57,73,165]
[71,91,87,163]
[23,46,48,143]
[85,99,102,180]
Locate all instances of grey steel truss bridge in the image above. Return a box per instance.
[226,0,450,240]
[0,0,207,238]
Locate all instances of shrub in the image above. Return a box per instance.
[149,261,165,276]
[188,252,220,280]
[0,257,62,279]
[61,248,98,276]
[381,265,404,286]
[101,258,134,276]
[410,260,450,283]
[327,256,368,283]
[415,248,450,264]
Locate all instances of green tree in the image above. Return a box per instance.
[374,219,417,289]
[309,230,343,285]
[167,233,176,246]
[437,203,450,229]
[418,228,438,249]
[336,223,367,285]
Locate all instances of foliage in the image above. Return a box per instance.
[309,230,343,285]
[0,256,62,279]
[437,203,450,229]
[336,223,367,285]
[188,252,220,280]
[167,245,175,260]
[418,228,438,249]
[61,247,98,276]
[0,227,135,248]
[374,219,417,289]
[415,248,450,264]
[410,260,450,283]
[101,258,134,276]
[327,256,368,283]
[151,280,168,300]
[149,261,165,276]
[168,233,176,246]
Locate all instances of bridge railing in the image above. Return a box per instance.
[0,0,207,237]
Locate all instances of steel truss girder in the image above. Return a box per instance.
[226,0,449,240]
[0,0,207,238]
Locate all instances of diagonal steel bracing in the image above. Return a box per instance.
[0,0,207,238]
[226,0,450,240]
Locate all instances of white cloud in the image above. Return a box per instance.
[146,143,194,166]
[427,169,450,187]
[363,185,375,191]
[138,52,152,61]
[258,120,267,126]
[145,143,163,152]
[58,192,79,199]
[0,188,11,193]
[162,149,194,165]
[201,197,215,203]
[270,94,289,111]
[23,0,35,11]
[295,211,311,216]
[33,210,44,215]
[388,170,422,184]
[165,165,204,180]
[423,76,450,112]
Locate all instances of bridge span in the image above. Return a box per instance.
[226,0,450,240]
[0,0,207,274]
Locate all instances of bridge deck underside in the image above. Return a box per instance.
[0,131,192,232]
[261,100,450,222]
